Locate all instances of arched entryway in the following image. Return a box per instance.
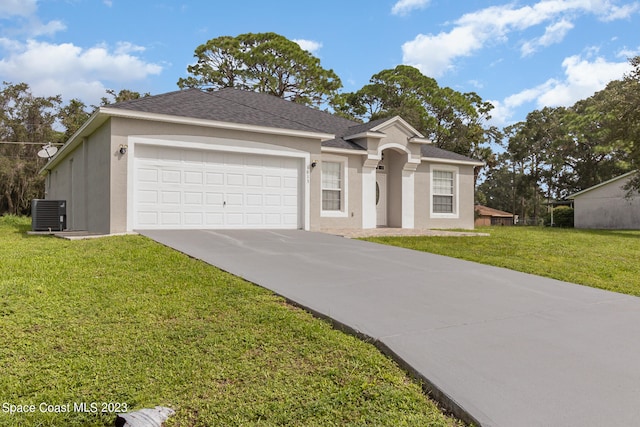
[376,145,413,228]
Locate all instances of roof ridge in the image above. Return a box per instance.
[107,88,196,108]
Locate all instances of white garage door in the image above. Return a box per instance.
[134,145,301,229]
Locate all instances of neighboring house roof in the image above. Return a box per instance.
[43,88,483,172]
[568,171,638,199]
[475,205,514,217]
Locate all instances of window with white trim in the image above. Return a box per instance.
[433,170,454,213]
[322,161,342,211]
[431,167,458,218]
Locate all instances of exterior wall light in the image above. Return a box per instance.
[119,145,128,155]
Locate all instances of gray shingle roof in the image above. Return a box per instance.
[110,88,357,136]
[109,88,480,163]
[339,118,390,138]
[421,144,483,164]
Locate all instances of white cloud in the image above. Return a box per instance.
[293,39,322,54]
[484,99,514,127]
[114,41,146,55]
[0,0,37,17]
[521,19,574,56]
[29,19,66,37]
[468,79,484,89]
[391,0,431,16]
[493,53,632,125]
[402,0,637,77]
[401,25,482,77]
[103,0,113,6]
[536,54,632,106]
[618,46,640,58]
[0,0,66,37]
[0,39,163,103]
[600,2,640,21]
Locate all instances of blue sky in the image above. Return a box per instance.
[1,0,638,128]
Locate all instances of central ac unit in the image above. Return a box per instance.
[31,199,67,231]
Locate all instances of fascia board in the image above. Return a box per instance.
[370,116,425,138]
[409,136,432,144]
[39,110,109,174]
[421,156,485,166]
[321,146,368,155]
[343,131,386,140]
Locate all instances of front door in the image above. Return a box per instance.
[376,173,387,227]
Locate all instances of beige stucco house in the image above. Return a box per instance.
[569,171,640,229]
[41,89,483,234]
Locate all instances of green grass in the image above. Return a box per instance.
[0,216,461,427]
[365,226,640,297]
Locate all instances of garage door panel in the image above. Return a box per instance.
[206,172,224,185]
[138,168,158,182]
[264,195,281,206]
[246,174,263,187]
[161,191,181,204]
[184,171,203,184]
[265,176,281,187]
[283,213,298,225]
[246,194,262,206]
[184,192,203,205]
[206,213,224,225]
[205,192,224,205]
[160,212,181,225]
[184,212,203,225]
[226,173,244,186]
[162,170,181,184]
[225,193,243,206]
[283,195,298,207]
[138,190,158,203]
[283,176,297,188]
[137,211,158,225]
[246,213,263,225]
[135,145,301,229]
[225,213,243,225]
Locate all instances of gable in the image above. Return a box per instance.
[570,171,638,200]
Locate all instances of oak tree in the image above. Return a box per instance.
[178,32,342,107]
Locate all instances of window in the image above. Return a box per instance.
[322,161,342,211]
[432,169,457,216]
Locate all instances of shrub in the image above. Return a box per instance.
[544,206,574,227]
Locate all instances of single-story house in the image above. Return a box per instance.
[568,171,640,229]
[474,205,516,226]
[41,88,483,234]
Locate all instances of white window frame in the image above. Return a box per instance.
[430,165,459,219]
[321,156,348,217]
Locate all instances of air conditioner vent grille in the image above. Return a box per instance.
[32,199,67,231]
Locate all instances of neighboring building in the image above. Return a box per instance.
[474,205,516,226]
[41,89,483,234]
[568,171,640,229]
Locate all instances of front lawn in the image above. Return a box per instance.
[365,226,640,297]
[0,216,460,427]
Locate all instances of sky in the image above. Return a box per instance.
[0,0,639,128]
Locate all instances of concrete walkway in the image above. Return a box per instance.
[138,229,640,427]
[320,227,490,238]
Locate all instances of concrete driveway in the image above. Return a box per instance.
[138,229,640,427]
